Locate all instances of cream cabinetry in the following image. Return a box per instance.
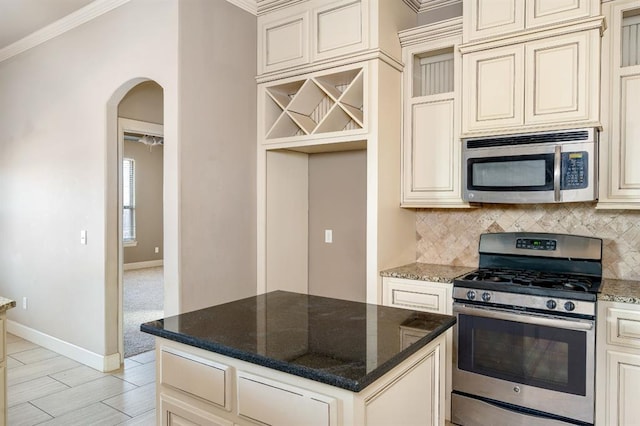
[256,1,416,304]
[258,0,415,78]
[464,0,600,42]
[382,277,453,421]
[598,0,640,209]
[156,336,447,426]
[596,301,640,425]
[399,18,469,208]
[460,17,603,136]
[258,0,368,75]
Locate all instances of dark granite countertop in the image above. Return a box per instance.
[141,290,455,392]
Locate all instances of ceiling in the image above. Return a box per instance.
[0,0,94,50]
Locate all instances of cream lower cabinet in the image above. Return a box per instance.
[461,20,602,135]
[382,277,453,421]
[399,18,468,208]
[596,301,640,425]
[156,336,446,426]
[598,0,640,209]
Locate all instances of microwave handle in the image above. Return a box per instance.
[554,145,561,202]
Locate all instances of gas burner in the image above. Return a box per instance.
[459,268,598,294]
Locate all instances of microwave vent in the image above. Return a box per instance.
[466,130,590,149]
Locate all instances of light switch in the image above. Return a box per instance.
[325,229,333,244]
[81,230,87,245]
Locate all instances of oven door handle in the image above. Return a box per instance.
[454,304,594,331]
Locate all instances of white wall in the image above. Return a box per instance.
[0,0,257,368]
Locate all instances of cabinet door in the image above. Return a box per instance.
[524,30,599,126]
[603,351,640,425]
[237,373,335,426]
[462,44,525,132]
[160,394,233,426]
[312,0,368,62]
[526,0,597,29]
[258,9,309,75]
[599,0,640,208]
[464,0,525,42]
[403,99,463,207]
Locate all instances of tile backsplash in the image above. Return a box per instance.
[416,203,640,281]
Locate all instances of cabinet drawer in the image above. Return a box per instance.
[384,279,451,314]
[607,307,640,349]
[161,348,230,409]
[237,372,335,426]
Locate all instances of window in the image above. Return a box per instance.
[123,158,136,243]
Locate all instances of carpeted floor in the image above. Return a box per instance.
[124,266,163,358]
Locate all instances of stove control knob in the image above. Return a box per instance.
[466,290,476,301]
[482,292,491,302]
[564,301,576,312]
[546,300,557,309]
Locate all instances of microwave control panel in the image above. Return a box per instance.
[561,152,588,189]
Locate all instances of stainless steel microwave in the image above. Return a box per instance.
[462,128,598,204]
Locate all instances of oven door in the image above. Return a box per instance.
[452,303,595,424]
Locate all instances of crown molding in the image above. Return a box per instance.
[227,0,258,15]
[0,0,131,63]
[402,0,461,13]
[257,0,305,15]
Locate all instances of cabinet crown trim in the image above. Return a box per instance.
[459,15,605,54]
[402,0,461,14]
[399,17,462,47]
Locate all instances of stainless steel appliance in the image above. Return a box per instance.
[462,128,598,204]
[452,232,602,426]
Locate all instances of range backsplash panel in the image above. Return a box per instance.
[416,203,640,281]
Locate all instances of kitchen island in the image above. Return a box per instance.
[142,290,455,426]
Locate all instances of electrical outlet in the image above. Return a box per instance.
[80,230,87,245]
[22,297,27,310]
[154,247,159,254]
[325,229,333,244]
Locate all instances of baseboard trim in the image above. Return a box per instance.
[124,260,164,270]
[7,320,121,372]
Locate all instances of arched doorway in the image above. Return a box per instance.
[105,78,175,367]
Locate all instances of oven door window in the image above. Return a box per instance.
[457,314,586,395]
[467,154,554,191]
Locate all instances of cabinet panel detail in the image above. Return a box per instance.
[160,348,229,409]
[527,0,590,28]
[237,373,334,426]
[160,394,233,426]
[364,347,439,426]
[463,45,524,131]
[411,100,455,192]
[260,11,309,74]
[608,307,640,348]
[620,74,640,189]
[316,1,362,54]
[605,351,640,425]
[531,42,580,115]
[467,0,524,40]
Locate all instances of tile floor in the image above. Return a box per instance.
[6,333,156,426]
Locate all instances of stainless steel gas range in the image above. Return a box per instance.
[451,232,602,426]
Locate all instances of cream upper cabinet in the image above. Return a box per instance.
[596,301,640,425]
[399,18,469,208]
[258,0,370,76]
[462,44,525,131]
[464,0,600,42]
[461,18,603,135]
[598,0,640,209]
